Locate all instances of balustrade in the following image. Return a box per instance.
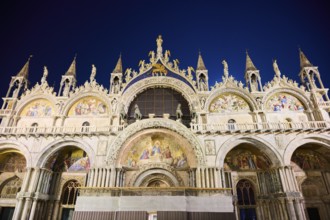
[191,121,330,133]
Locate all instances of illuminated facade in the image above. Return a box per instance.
[1,36,330,220]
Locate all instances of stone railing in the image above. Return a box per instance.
[0,109,15,116]
[318,101,330,108]
[0,125,125,136]
[190,121,330,133]
[78,187,232,197]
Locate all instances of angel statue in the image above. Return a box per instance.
[139,60,145,73]
[149,51,155,63]
[90,64,97,82]
[222,60,229,78]
[187,66,195,80]
[173,59,180,70]
[164,50,171,62]
[125,68,132,82]
[41,66,48,84]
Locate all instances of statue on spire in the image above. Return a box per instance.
[41,66,48,84]
[273,60,281,77]
[222,60,229,78]
[156,35,163,56]
[90,64,97,82]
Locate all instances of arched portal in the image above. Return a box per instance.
[290,143,330,220]
[0,149,26,220]
[117,128,197,187]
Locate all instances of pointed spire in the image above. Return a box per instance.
[65,55,77,76]
[113,54,123,73]
[16,55,32,78]
[197,51,206,70]
[245,51,257,71]
[299,48,313,68]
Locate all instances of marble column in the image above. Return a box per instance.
[286,199,297,220]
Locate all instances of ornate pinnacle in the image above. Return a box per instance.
[197,52,206,70]
[299,48,313,69]
[113,54,123,73]
[65,55,77,76]
[245,51,257,72]
[16,55,32,78]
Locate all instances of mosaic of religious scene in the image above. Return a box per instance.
[224,149,272,171]
[291,149,329,170]
[68,96,107,116]
[124,135,188,168]
[266,93,304,112]
[0,152,26,172]
[20,99,53,117]
[209,93,250,113]
[45,148,90,172]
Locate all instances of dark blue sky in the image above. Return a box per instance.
[1,0,330,98]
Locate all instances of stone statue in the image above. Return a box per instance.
[41,66,48,84]
[187,66,194,80]
[139,60,145,73]
[173,59,179,70]
[120,104,127,122]
[134,104,142,120]
[63,83,70,96]
[156,35,163,54]
[125,68,132,82]
[164,50,171,62]
[90,64,97,82]
[199,78,207,91]
[176,103,183,119]
[149,51,155,63]
[111,98,118,113]
[222,60,229,78]
[273,60,281,77]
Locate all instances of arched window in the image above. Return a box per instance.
[30,123,38,132]
[128,88,191,126]
[61,180,80,220]
[61,180,81,206]
[82,121,90,127]
[0,177,22,198]
[228,119,236,130]
[82,121,90,132]
[236,179,257,220]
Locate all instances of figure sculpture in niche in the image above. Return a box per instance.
[134,104,142,120]
[176,103,183,119]
[120,104,127,123]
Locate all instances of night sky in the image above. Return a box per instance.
[1,0,330,100]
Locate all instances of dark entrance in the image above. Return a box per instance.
[307,208,321,220]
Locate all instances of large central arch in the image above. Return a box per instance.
[119,77,201,113]
[106,118,205,166]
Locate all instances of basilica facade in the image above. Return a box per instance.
[0,36,330,220]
